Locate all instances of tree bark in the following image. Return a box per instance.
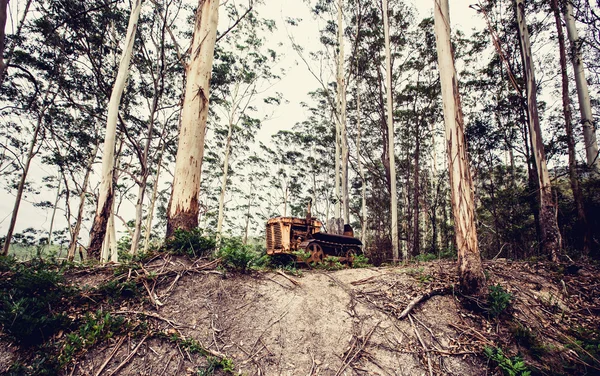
[515,0,561,261]
[47,177,62,246]
[564,0,600,171]
[433,0,486,296]
[337,0,350,225]
[552,0,591,255]
[382,0,399,262]
[216,112,235,242]
[413,119,420,256]
[88,0,142,260]
[68,144,98,262]
[143,142,165,254]
[356,73,367,248]
[0,0,7,80]
[166,0,219,238]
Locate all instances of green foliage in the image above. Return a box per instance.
[0,256,73,346]
[198,356,236,375]
[352,254,371,268]
[292,250,311,263]
[59,310,126,366]
[415,253,437,262]
[96,279,141,300]
[316,256,344,270]
[217,237,261,272]
[487,284,513,318]
[164,229,216,258]
[167,333,237,375]
[566,326,600,367]
[512,323,548,358]
[484,347,531,376]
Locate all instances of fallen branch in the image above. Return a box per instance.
[398,286,454,319]
[409,314,433,376]
[335,322,380,376]
[107,335,148,376]
[95,336,126,376]
[276,270,301,286]
[350,275,377,285]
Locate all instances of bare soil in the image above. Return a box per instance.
[4,258,599,375]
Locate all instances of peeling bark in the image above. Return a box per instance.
[166,0,219,238]
[434,0,486,296]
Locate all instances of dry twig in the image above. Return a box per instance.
[95,336,126,376]
[107,335,148,376]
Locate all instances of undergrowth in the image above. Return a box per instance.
[487,284,513,318]
[0,256,74,347]
[164,228,216,257]
[485,347,531,376]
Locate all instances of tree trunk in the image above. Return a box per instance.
[47,177,62,246]
[243,180,254,245]
[382,0,399,262]
[88,0,142,260]
[216,116,234,242]
[0,0,33,85]
[143,143,165,254]
[0,0,7,80]
[564,0,600,171]
[130,89,161,255]
[2,113,43,256]
[166,0,219,238]
[515,0,561,261]
[552,0,591,255]
[68,144,98,262]
[413,120,420,256]
[433,0,486,296]
[356,73,368,248]
[337,0,350,225]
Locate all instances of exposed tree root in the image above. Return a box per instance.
[398,286,455,319]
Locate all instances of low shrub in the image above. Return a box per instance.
[487,284,513,318]
[0,256,74,346]
[164,229,216,258]
[484,347,531,376]
[352,254,371,268]
[217,238,260,272]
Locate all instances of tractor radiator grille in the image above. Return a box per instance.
[273,224,282,248]
[267,223,283,250]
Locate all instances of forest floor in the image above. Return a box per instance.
[1,256,599,375]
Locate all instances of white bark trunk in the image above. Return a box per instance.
[143,143,164,254]
[216,83,241,241]
[434,0,485,295]
[516,0,561,260]
[564,1,600,171]
[47,177,62,246]
[356,75,367,248]
[67,144,98,262]
[382,0,399,262]
[216,120,233,241]
[334,111,342,223]
[167,0,219,236]
[337,0,350,225]
[89,0,142,259]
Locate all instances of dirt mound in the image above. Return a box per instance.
[4,258,599,375]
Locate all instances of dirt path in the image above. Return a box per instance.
[65,259,599,375]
